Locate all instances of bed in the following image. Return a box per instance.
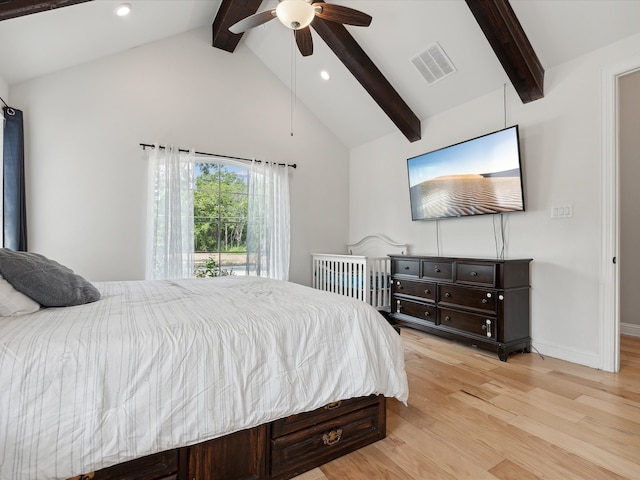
[312,235,408,310]
[0,275,408,480]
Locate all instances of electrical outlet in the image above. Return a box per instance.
[551,204,573,218]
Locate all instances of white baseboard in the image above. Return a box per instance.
[620,322,640,337]
[530,339,601,369]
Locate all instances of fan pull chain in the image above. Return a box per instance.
[290,33,296,137]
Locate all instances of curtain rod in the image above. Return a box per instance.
[139,143,296,169]
[1,95,10,108]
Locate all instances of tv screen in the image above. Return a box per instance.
[407,125,525,221]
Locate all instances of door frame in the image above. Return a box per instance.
[600,55,640,372]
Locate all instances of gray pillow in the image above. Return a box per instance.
[0,249,100,307]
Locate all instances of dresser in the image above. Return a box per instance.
[389,255,532,361]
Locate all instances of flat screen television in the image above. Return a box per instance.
[407,125,525,221]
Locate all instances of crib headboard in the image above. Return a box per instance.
[347,234,408,256]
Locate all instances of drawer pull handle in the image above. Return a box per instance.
[425,289,431,294]
[322,428,343,446]
[404,265,410,270]
[435,267,441,273]
[471,271,477,277]
[324,401,342,410]
[424,312,430,317]
[482,298,488,304]
[445,292,451,298]
[396,300,401,313]
[444,316,451,322]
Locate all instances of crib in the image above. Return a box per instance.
[312,235,408,310]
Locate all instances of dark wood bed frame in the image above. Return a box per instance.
[70,395,386,480]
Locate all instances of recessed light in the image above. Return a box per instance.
[115,3,131,17]
[320,70,330,81]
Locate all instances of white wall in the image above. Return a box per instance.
[0,74,7,101]
[349,32,640,368]
[9,27,349,285]
[620,70,640,333]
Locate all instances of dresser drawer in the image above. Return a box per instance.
[271,404,382,479]
[272,395,380,438]
[392,258,419,276]
[438,285,497,314]
[394,298,437,324]
[392,278,436,300]
[421,260,453,281]
[456,262,496,286]
[440,308,496,339]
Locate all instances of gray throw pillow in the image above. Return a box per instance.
[0,249,100,307]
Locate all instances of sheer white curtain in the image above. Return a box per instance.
[146,144,195,279]
[247,161,290,280]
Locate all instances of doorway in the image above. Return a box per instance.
[619,71,640,363]
[601,57,640,372]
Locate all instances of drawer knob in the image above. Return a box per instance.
[324,401,342,410]
[444,316,451,322]
[424,311,430,317]
[425,289,431,294]
[445,292,451,298]
[471,271,477,277]
[435,267,441,273]
[482,298,488,304]
[322,428,343,446]
[404,265,410,270]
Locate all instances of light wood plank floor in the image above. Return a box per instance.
[294,330,640,479]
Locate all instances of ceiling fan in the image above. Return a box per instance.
[228,0,372,57]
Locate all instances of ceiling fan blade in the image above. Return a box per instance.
[229,9,277,34]
[294,27,313,57]
[313,3,372,27]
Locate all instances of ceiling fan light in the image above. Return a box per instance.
[276,0,315,30]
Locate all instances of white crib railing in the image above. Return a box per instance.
[312,253,391,310]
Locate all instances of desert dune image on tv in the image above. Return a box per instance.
[408,127,524,220]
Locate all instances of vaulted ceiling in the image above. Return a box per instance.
[211,0,544,143]
[1,1,639,148]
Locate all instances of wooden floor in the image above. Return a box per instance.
[294,330,640,480]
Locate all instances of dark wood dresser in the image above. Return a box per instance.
[389,255,532,361]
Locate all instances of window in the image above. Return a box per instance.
[146,145,289,281]
[193,162,249,277]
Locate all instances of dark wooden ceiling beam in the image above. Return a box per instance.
[465,0,544,103]
[212,0,263,52]
[310,16,421,142]
[0,0,91,21]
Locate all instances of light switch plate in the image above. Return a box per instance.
[551,204,573,218]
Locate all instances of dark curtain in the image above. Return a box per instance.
[3,107,27,251]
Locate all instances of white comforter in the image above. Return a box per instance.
[0,276,408,479]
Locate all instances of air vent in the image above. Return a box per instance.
[411,42,457,86]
